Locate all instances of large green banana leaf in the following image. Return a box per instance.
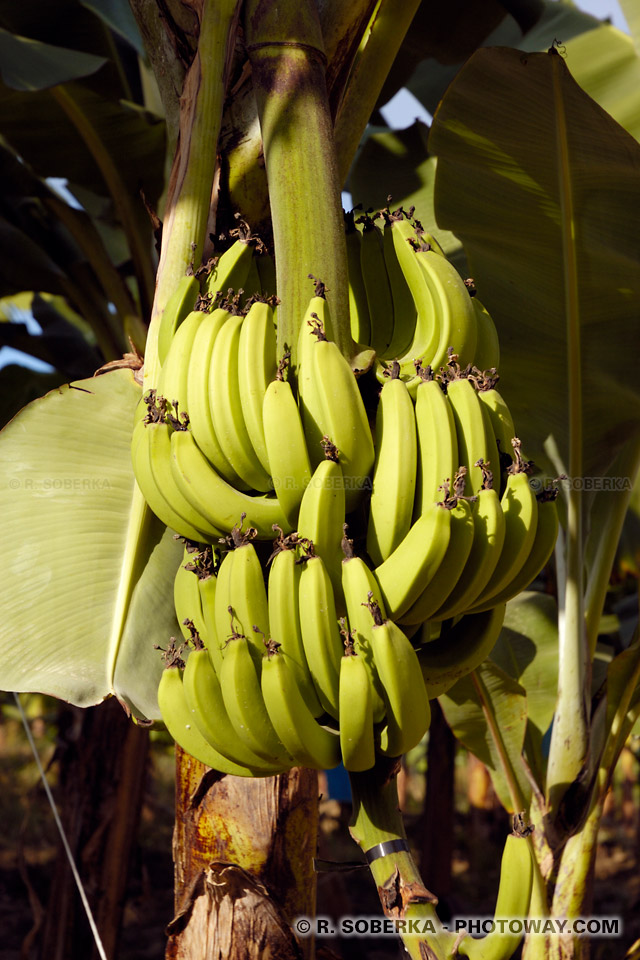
[0,370,181,719]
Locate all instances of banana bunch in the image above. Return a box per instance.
[138,207,559,779]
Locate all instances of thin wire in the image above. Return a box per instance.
[13,692,109,960]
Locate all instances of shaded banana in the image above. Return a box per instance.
[237,298,277,475]
[417,604,506,699]
[345,210,370,345]
[359,213,394,355]
[202,237,254,300]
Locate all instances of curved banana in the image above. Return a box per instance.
[237,299,277,475]
[413,374,459,517]
[399,477,476,626]
[298,549,343,719]
[261,639,341,769]
[458,828,534,960]
[297,454,346,609]
[469,487,558,613]
[169,426,291,539]
[131,417,208,542]
[157,655,271,776]
[366,370,417,565]
[365,598,431,757]
[381,209,417,359]
[219,628,294,765]
[345,211,371,345]
[433,463,506,621]
[156,309,205,421]
[470,296,500,373]
[157,274,200,367]
[268,533,323,718]
[214,526,269,662]
[296,292,333,463]
[182,645,286,774]
[186,305,251,490]
[446,372,500,496]
[262,370,312,528]
[417,604,506,699]
[374,501,452,621]
[414,243,478,374]
[476,372,518,482]
[208,311,273,492]
[469,441,539,609]
[359,213,394,356]
[197,567,225,672]
[339,635,376,772]
[202,237,254,300]
[174,546,207,641]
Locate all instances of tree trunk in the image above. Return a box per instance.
[166,748,318,958]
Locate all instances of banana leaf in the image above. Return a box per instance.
[0,370,180,719]
[0,28,107,91]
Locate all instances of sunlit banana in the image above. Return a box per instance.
[413,373,459,517]
[182,643,286,774]
[366,368,417,565]
[157,273,200,367]
[237,298,277,475]
[297,454,346,609]
[399,474,476,625]
[169,426,291,538]
[338,629,376,772]
[458,827,534,960]
[470,295,500,372]
[374,501,452,621]
[262,367,312,528]
[365,597,431,757]
[261,639,341,769]
[208,310,272,491]
[380,208,417,359]
[268,531,323,717]
[345,211,370,345]
[131,415,208,543]
[446,370,500,496]
[469,441,539,609]
[156,309,205,421]
[416,604,506,699]
[202,236,254,300]
[214,524,269,662]
[358,212,394,355]
[174,545,207,641]
[475,371,518,483]
[296,291,332,462]
[219,627,294,765]
[298,547,343,718]
[186,305,251,490]
[433,462,506,620]
[469,486,558,613]
[157,651,272,776]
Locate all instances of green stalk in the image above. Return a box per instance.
[545,52,590,810]
[333,0,423,186]
[143,0,242,392]
[551,790,602,926]
[244,0,353,365]
[348,760,457,960]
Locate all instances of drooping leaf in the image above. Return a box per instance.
[0,370,180,719]
[428,46,640,484]
[440,660,531,813]
[0,27,107,91]
[79,0,144,55]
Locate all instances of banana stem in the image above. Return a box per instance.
[348,759,457,960]
[143,0,242,392]
[244,0,352,365]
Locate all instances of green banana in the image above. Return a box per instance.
[446,371,500,496]
[374,501,452,621]
[298,547,343,719]
[458,828,534,960]
[237,298,277,475]
[268,532,323,718]
[417,604,506,699]
[156,309,205,421]
[182,644,286,774]
[470,295,500,372]
[186,305,251,490]
[380,208,417,359]
[174,544,207,641]
[358,212,394,356]
[262,365,312,528]
[157,273,200,367]
[475,371,518,484]
[297,454,346,610]
[365,597,431,757]
[338,630,376,772]
[201,236,254,300]
[345,210,371,345]
[208,310,273,492]
[261,639,341,770]
[366,368,417,565]
[214,524,269,662]
[296,292,333,463]
[413,373,459,516]
[169,426,291,538]
[219,627,294,765]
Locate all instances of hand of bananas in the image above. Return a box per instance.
[136,206,558,776]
